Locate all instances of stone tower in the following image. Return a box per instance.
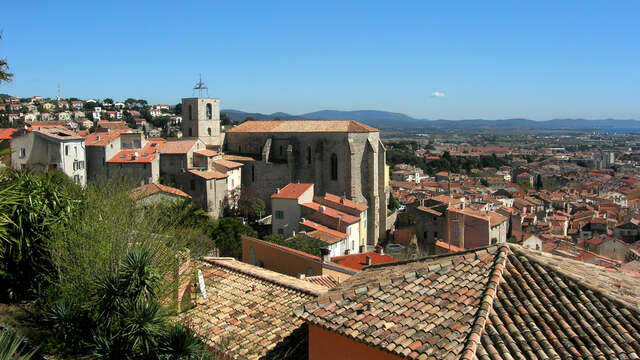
[181,98,221,147]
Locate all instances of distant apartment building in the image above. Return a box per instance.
[11,126,87,186]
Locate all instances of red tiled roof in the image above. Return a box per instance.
[107,138,165,163]
[226,120,378,133]
[271,183,314,199]
[85,129,130,146]
[299,220,347,244]
[331,251,397,271]
[212,159,244,170]
[0,128,17,140]
[132,183,191,200]
[193,149,219,157]
[314,193,367,213]
[302,202,360,224]
[189,169,227,180]
[159,139,199,154]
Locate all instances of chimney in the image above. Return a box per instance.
[366,255,372,266]
[292,230,296,237]
[276,188,280,193]
[320,205,326,213]
[298,274,306,279]
[341,196,345,204]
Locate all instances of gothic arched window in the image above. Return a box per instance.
[206,103,212,119]
[331,153,338,180]
[207,128,212,136]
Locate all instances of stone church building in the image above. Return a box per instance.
[180,97,389,246]
[223,120,389,247]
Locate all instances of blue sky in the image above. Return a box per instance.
[1,1,638,120]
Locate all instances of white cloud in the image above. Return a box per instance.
[431,91,446,98]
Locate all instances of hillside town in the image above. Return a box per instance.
[1,94,640,359]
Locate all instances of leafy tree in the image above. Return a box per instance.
[103,98,114,105]
[46,181,210,358]
[220,112,231,125]
[264,234,324,257]
[0,170,80,301]
[0,32,13,85]
[238,186,265,220]
[210,218,257,259]
[174,103,182,116]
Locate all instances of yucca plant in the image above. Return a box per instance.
[0,328,37,360]
[120,249,160,304]
[158,323,205,360]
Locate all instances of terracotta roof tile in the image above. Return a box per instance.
[193,149,219,157]
[159,138,199,154]
[226,120,378,133]
[212,159,244,171]
[107,139,165,163]
[132,183,191,200]
[189,169,227,180]
[297,244,640,359]
[331,252,397,271]
[182,258,326,359]
[271,183,314,199]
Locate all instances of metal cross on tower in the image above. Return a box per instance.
[193,74,209,97]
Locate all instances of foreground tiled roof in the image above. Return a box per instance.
[297,244,640,359]
[183,258,326,360]
[226,120,378,133]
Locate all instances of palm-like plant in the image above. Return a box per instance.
[158,324,205,360]
[0,328,37,360]
[120,249,160,303]
[121,300,164,357]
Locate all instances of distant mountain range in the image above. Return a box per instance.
[222,109,640,130]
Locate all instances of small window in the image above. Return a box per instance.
[190,179,195,190]
[434,231,438,239]
[19,148,25,158]
[249,248,256,265]
[306,267,313,276]
[188,104,192,120]
[279,146,283,157]
[251,165,255,182]
[65,145,69,156]
[275,210,284,219]
[206,103,212,119]
[207,127,211,136]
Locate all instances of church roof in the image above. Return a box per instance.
[225,120,378,133]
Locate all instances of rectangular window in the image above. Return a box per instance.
[19,148,25,158]
[275,210,284,219]
[65,145,69,156]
